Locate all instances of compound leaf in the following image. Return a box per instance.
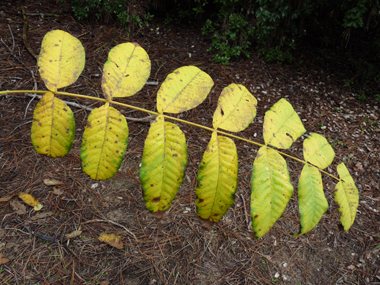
[263,98,306,149]
[38,30,85,92]
[140,115,187,216]
[31,92,75,158]
[80,103,128,180]
[296,165,328,236]
[334,163,359,231]
[303,133,335,169]
[251,146,293,238]
[102,43,150,99]
[196,132,238,223]
[157,66,213,114]
[212,84,257,132]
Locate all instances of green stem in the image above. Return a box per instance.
[0,89,341,182]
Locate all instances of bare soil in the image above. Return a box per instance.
[1,1,379,284]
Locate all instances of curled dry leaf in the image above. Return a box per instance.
[43,179,63,186]
[0,254,10,265]
[18,192,43,211]
[65,230,82,239]
[10,200,27,215]
[98,233,123,249]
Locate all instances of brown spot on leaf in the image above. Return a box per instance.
[173,153,178,157]
[63,108,67,112]
[153,196,161,202]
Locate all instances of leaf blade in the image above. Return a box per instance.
[212,84,257,132]
[251,146,293,238]
[196,132,238,223]
[140,115,188,215]
[101,42,151,99]
[303,133,335,169]
[80,103,129,180]
[263,98,306,149]
[157,66,214,114]
[31,92,75,158]
[38,30,85,91]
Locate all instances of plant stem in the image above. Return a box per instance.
[0,89,341,182]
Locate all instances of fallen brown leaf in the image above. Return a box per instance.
[43,179,63,186]
[31,211,54,221]
[0,196,12,202]
[0,254,9,265]
[52,187,63,195]
[10,200,27,215]
[65,229,82,239]
[98,233,123,249]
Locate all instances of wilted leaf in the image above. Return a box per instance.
[65,229,82,239]
[52,187,63,195]
[0,196,12,202]
[0,254,10,265]
[10,200,27,215]
[98,233,123,249]
[44,179,64,186]
[31,211,54,221]
[18,192,43,211]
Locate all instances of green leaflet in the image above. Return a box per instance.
[263,98,306,149]
[140,115,188,215]
[334,163,359,231]
[296,165,328,236]
[31,92,75,158]
[251,146,293,238]
[196,132,238,223]
[80,103,129,180]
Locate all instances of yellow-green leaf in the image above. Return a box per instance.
[18,192,43,211]
[334,163,359,231]
[251,146,293,238]
[296,165,328,236]
[80,103,128,180]
[196,132,238,223]
[31,92,75,158]
[98,233,123,249]
[212,84,257,132]
[263,98,306,149]
[140,115,187,214]
[303,133,335,169]
[101,42,151,99]
[157,66,213,114]
[38,30,85,92]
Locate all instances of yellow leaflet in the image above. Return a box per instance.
[334,163,359,231]
[157,66,213,114]
[38,30,85,92]
[140,115,187,213]
[303,133,335,169]
[102,42,151,99]
[31,92,75,158]
[196,132,238,223]
[80,103,129,180]
[213,84,257,132]
[98,233,123,249]
[263,98,306,149]
[18,192,43,211]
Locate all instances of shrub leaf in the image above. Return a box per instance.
[157,66,213,114]
[80,103,129,180]
[196,132,238,223]
[140,115,187,216]
[251,146,293,238]
[101,43,151,99]
[31,92,75,158]
[212,84,257,132]
[38,30,85,92]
